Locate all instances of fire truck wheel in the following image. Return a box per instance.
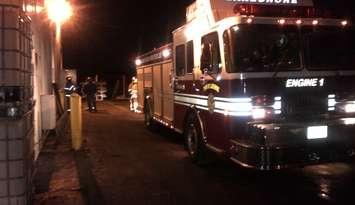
[185,119,207,164]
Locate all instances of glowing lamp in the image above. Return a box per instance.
[232,26,240,32]
[341,20,348,26]
[135,59,142,66]
[345,104,355,113]
[312,20,319,25]
[252,108,266,119]
[278,19,286,25]
[296,19,302,25]
[25,5,44,13]
[162,49,171,58]
[45,0,73,25]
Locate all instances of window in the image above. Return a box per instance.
[303,26,355,70]
[223,30,232,73]
[175,45,186,76]
[230,24,300,73]
[186,41,194,74]
[200,32,221,74]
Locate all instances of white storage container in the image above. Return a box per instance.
[40,95,56,130]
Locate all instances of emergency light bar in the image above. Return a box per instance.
[233,5,344,18]
[226,0,346,18]
[226,0,314,7]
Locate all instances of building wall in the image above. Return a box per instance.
[31,14,54,159]
[0,0,65,159]
[28,5,65,159]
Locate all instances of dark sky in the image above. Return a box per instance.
[62,0,194,77]
[62,0,354,78]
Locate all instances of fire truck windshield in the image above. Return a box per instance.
[226,24,355,73]
[228,24,301,73]
[304,26,355,70]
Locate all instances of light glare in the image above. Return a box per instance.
[252,108,266,119]
[135,59,142,66]
[307,126,328,140]
[341,20,348,26]
[345,104,355,113]
[45,0,73,25]
[232,26,240,31]
[342,118,355,125]
[162,49,171,58]
[278,19,286,25]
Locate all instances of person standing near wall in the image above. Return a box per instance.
[83,77,97,112]
[64,76,76,110]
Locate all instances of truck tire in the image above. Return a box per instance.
[144,100,156,130]
[185,117,208,164]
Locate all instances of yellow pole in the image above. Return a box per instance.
[70,94,82,150]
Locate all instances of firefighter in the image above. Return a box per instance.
[128,77,138,112]
[65,76,76,96]
[64,76,76,110]
[83,77,98,112]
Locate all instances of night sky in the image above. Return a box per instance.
[62,0,194,79]
[62,0,354,80]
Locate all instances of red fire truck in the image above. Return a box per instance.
[135,0,355,170]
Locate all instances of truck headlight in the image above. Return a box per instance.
[344,103,355,113]
[252,108,266,119]
[252,108,274,119]
[328,94,355,114]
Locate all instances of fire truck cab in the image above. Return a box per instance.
[136,0,355,170]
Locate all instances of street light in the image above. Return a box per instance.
[44,0,73,42]
[45,0,73,25]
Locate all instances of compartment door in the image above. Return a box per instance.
[137,68,144,109]
[162,62,173,122]
[152,65,162,116]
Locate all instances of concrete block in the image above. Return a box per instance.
[8,141,23,160]
[10,196,25,205]
[0,180,8,197]
[9,161,23,178]
[8,121,24,139]
[0,142,7,161]
[0,163,6,179]
[9,178,24,196]
[3,52,20,69]
[0,198,9,205]
[3,7,19,29]
[1,1,22,6]
[0,124,6,140]
[4,30,19,50]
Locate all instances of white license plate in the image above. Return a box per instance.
[307,126,328,140]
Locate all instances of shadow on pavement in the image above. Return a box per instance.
[33,135,59,194]
[74,150,106,205]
